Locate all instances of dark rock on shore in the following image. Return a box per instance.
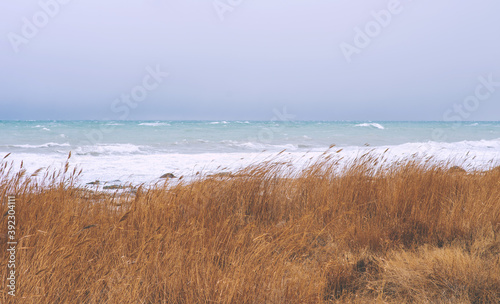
[448,166,467,174]
[103,185,127,190]
[160,173,176,179]
[87,180,100,185]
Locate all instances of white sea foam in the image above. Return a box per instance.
[75,144,145,156]
[221,140,299,151]
[138,122,170,127]
[3,139,500,187]
[11,142,71,149]
[233,142,268,150]
[355,123,385,129]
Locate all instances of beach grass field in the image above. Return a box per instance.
[1,154,500,303]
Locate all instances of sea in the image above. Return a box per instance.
[1,120,500,186]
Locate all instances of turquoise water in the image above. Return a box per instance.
[1,120,500,155]
[1,120,499,184]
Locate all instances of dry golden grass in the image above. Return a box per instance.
[1,152,500,303]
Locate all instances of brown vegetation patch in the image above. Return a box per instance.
[1,154,499,303]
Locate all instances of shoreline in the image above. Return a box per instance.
[2,143,500,188]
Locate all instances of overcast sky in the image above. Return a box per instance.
[1,0,499,121]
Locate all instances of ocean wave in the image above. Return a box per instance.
[355,123,385,130]
[138,122,170,127]
[221,140,299,151]
[11,142,71,149]
[75,144,145,156]
[378,139,500,157]
[232,142,267,150]
[209,121,229,125]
